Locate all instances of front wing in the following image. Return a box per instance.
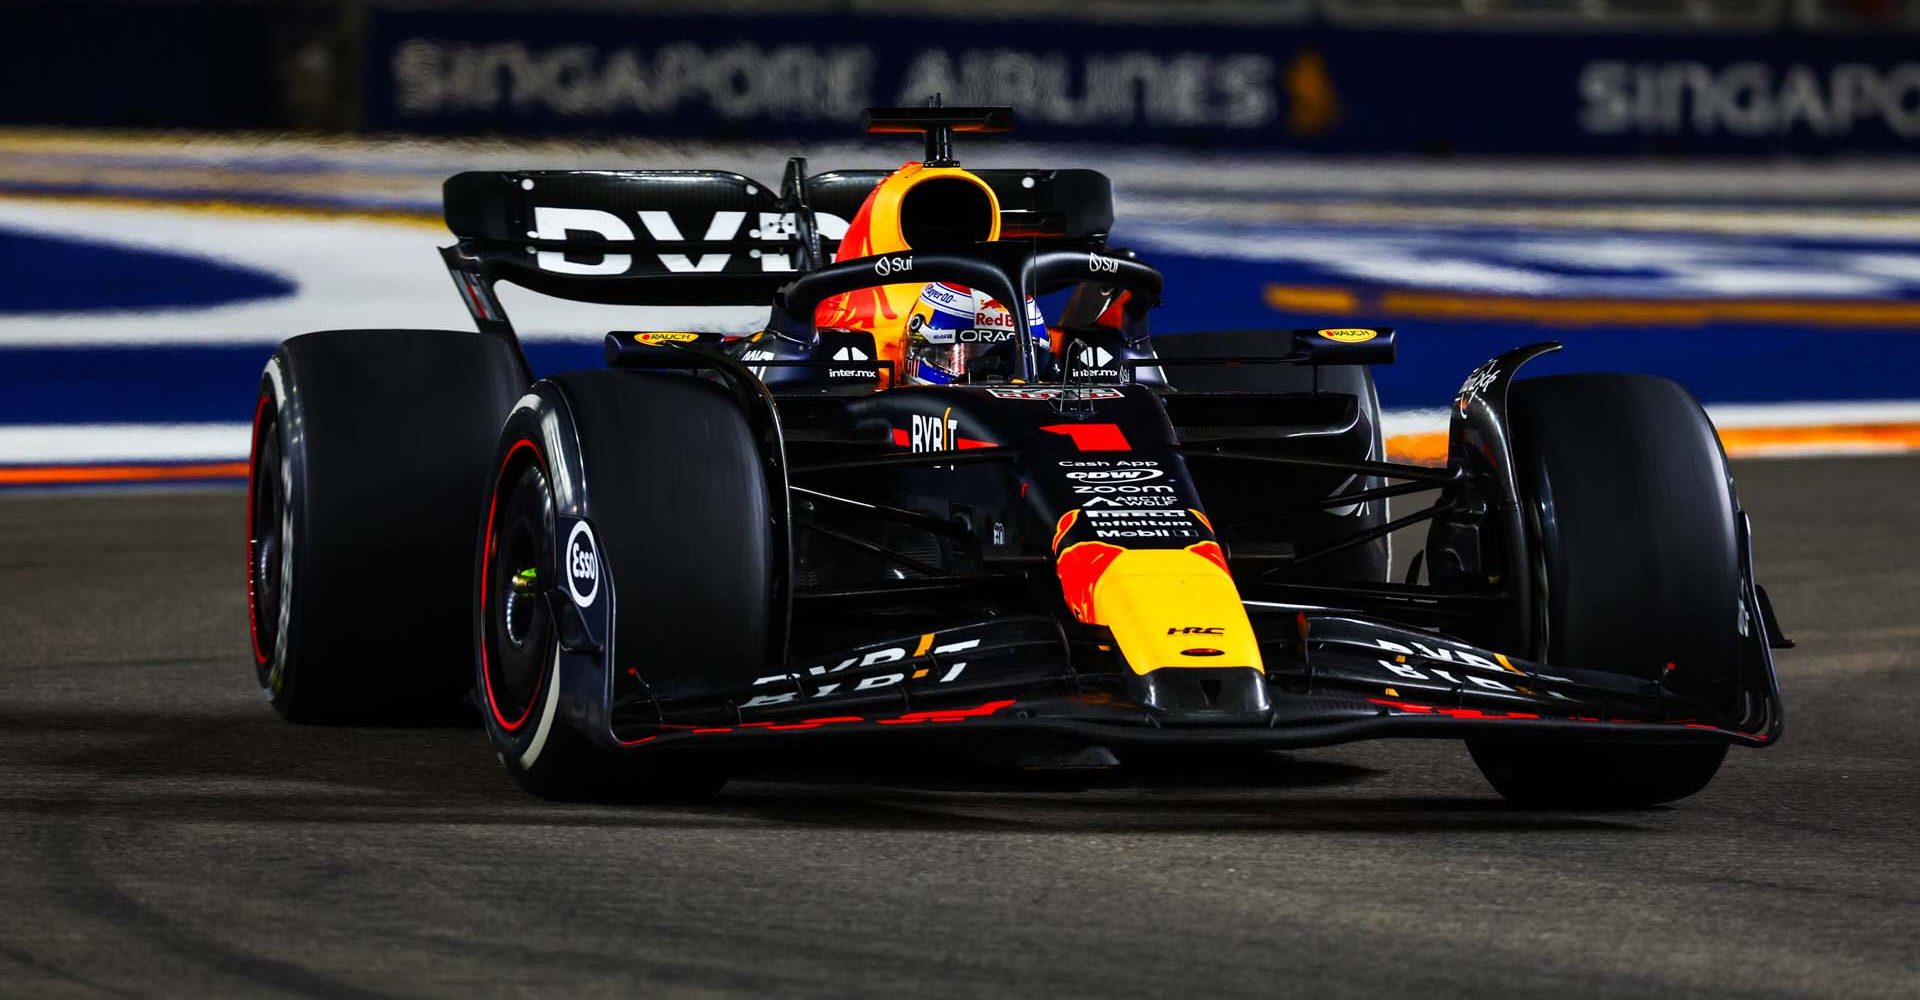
[601,611,1782,754]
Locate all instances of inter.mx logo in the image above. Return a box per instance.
[529,206,850,275]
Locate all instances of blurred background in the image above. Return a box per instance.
[4,0,1919,483]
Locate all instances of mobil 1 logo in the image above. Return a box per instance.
[565,521,600,608]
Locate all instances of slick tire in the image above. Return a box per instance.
[1469,374,1740,808]
[248,329,524,723]
[478,370,774,801]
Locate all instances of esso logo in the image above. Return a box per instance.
[874,254,914,277]
[1065,468,1165,483]
[565,521,599,608]
[1088,254,1120,274]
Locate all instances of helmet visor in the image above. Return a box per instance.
[908,292,1051,384]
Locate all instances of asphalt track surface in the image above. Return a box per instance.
[1,457,1916,999]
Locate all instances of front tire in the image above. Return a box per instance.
[478,370,775,801]
[477,450,728,802]
[1468,374,1741,808]
[1470,742,1728,809]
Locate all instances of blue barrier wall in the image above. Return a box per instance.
[3,2,1916,154]
[362,10,1920,154]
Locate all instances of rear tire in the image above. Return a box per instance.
[478,370,774,801]
[248,329,524,722]
[1469,374,1741,808]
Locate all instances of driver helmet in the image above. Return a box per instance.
[904,282,1051,385]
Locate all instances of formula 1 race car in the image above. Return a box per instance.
[246,106,1788,807]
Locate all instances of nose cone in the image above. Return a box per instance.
[1089,547,1263,674]
[1131,667,1272,722]
[1056,541,1266,713]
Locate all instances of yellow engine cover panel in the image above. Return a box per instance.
[1089,549,1264,676]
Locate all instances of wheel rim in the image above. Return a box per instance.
[483,458,555,732]
[248,407,287,678]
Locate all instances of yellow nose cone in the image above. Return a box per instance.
[1088,548,1263,676]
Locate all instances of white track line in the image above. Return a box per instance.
[1701,400,1920,427]
[0,423,250,464]
[0,197,772,347]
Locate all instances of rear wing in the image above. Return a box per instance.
[440,160,1114,337]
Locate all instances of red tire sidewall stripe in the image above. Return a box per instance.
[481,437,546,734]
[246,391,272,668]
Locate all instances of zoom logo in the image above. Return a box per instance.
[565,521,599,608]
[1072,483,1174,494]
[1088,254,1119,274]
[874,254,914,277]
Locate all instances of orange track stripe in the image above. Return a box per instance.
[1387,422,1920,468]
[1266,283,1920,328]
[0,462,250,485]
[1385,432,1450,467]
[1261,285,1360,315]
[1717,422,1920,453]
